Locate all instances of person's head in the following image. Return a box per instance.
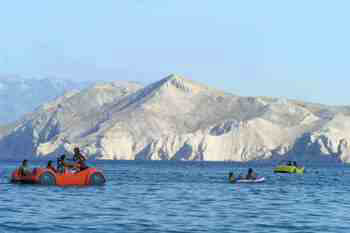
[22,159,28,166]
[47,160,53,166]
[74,147,80,154]
[60,154,66,160]
[248,168,253,174]
[229,172,233,177]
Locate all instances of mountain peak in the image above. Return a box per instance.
[155,73,209,94]
[164,73,185,81]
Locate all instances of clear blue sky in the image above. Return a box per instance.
[1,1,349,105]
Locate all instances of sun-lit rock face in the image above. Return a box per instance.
[1,74,350,162]
[296,114,350,162]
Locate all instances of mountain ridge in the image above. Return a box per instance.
[0,74,350,162]
[0,75,93,124]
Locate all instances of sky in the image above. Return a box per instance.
[1,1,350,105]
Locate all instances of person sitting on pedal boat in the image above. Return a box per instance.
[57,154,75,173]
[73,147,88,171]
[47,160,57,173]
[19,159,32,176]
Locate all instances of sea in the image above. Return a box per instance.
[0,160,350,233]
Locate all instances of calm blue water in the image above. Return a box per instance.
[1,160,350,233]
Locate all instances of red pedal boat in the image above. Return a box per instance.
[11,167,106,186]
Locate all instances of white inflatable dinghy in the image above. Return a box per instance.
[236,176,265,183]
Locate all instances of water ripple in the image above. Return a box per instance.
[1,161,350,232]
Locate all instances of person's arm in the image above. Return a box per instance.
[253,172,257,179]
[62,161,75,168]
[73,162,81,169]
[18,166,24,176]
[50,166,57,173]
[79,153,87,161]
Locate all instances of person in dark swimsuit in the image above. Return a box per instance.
[228,172,236,183]
[73,147,88,171]
[57,154,75,173]
[19,159,32,176]
[245,168,257,180]
[47,160,57,173]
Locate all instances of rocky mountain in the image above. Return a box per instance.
[0,74,350,162]
[0,75,92,124]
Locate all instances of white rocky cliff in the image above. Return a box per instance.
[0,74,350,162]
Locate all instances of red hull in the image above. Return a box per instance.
[11,167,106,186]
